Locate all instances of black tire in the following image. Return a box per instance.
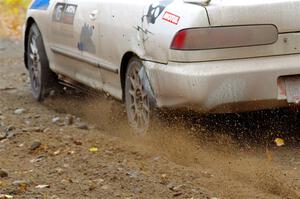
[27,23,58,101]
[125,57,151,134]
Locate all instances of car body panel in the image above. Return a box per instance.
[170,0,300,62]
[144,53,300,111]
[24,0,300,112]
[207,0,300,33]
[49,0,104,90]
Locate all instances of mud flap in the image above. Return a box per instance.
[278,76,300,104]
[285,76,300,104]
[139,66,157,107]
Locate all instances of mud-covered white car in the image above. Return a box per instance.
[24,0,300,132]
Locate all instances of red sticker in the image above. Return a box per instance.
[162,11,180,25]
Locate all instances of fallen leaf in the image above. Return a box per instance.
[35,184,50,189]
[53,149,61,155]
[89,147,98,153]
[73,140,82,145]
[18,183,28,191]
[0,87,16,91]
[0,194,13,199]
[30,156,44,163]
[275,138,285,147]
[67,150,75,155]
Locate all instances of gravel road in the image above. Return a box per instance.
[0,39,300,199]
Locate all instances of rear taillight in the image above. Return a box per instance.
[170,30,187,50]
[171,25,278,50]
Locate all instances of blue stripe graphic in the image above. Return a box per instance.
[30,0,50,10]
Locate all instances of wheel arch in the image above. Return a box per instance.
[120,51,139,102]
[24,17,36,69]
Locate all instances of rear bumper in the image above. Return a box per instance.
[144,54,300,112]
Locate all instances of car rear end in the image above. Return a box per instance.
[143,0,300,112]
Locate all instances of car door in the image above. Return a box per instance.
[49,0,103,90]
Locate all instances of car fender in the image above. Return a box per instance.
[139,0,210,63]
[24,0,54,69]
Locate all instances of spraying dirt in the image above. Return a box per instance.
[0,40,300,198]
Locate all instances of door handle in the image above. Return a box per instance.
[89,10,98,21]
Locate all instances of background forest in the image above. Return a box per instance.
[0,0,30,39]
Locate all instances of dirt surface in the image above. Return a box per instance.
[1,39,300,199]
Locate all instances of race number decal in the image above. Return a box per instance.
[63,4,77,24]
[53,3,77,25]
[162,11,180,25]
[53,3,65,22]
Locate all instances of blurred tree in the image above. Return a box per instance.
[0,0,30,39]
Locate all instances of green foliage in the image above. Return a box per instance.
[3,0,30,7]
[2,0,30,13]
[0,0,30,38]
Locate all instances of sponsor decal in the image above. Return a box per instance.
[53,3,77,25]
[162,11,180,25]
[145,0,174,24]
[135,0,174,42]
[30,0,50,10]
[78,23,96,53]
[63,4,77,24]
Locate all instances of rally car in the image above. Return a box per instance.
[24,0,300,133]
